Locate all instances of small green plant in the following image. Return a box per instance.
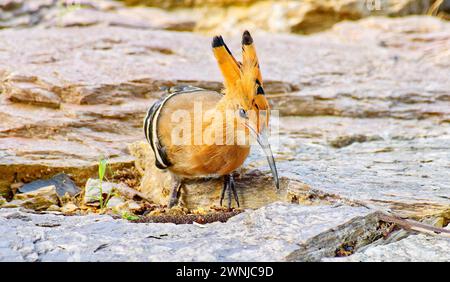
[98,158,114,210]
[121,211,140,221]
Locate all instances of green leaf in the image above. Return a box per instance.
[122,212,139,221]
[98,159,107,181]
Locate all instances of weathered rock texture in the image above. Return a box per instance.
[0,16,449,217]
[131,115,450,218]
[3,185,60,211]
[121,0,447,34]
[1,1,448,34]
[3,203,447,262]
[324,225,450,261]
[0,0,198,31]
[274,116,450,219]
[0,203,382,262]
[19,173,80,197]
[0,7,449,261]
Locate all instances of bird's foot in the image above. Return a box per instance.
[220,174,239,210]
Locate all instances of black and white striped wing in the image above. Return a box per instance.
[143,86,205,170]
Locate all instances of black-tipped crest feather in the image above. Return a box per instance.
[212,35,234,56]
[212,35,224,48]
[242,30,253,45]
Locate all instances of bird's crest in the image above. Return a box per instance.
[212,31,270,129]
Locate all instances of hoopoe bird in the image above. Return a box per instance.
[143,31,279,209]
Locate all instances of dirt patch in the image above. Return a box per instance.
[132,210,243,224]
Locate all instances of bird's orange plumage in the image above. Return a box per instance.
[144,31,277,208]
[154,32,269,178]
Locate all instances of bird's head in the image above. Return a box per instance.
[212,31,270,133]
[212,31,279,190]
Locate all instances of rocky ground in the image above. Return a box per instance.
[0,0,449,261]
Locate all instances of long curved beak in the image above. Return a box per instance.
[245,122,280,190]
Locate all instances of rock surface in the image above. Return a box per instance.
[324,226,450,262]
[0,3,449,262]
[273,116,450,219]
[122,0,445,34]
[0,0,198,31]
[60,202,79,214]
[131,108,450,218]
[3,185,60,211]
[0,203,380,262]
[2,203,446,262]
[83,178,116,205]
[1,16,449,191]
[0,16,448,219]
[2,0,444,34]
[18,173,80,197]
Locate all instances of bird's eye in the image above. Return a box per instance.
[239,108,248,119]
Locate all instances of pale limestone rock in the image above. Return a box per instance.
[124,200,142,212]
[3,77,62,109]
[0,1,448,263]
[84,178,116,205]
[4,185,60,211]
[0,0,198,31]
[0,17,448,218]
[46,204,61,212]
[0,0,443,35]
[106,196,143,214]
[18,173,80,198]
[61,202,79,214]
[121,0,438,34]
[0,203,378,262]
[324,226,450,262]
[106,196,126,209]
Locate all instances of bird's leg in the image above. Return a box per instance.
[220,174,239,209]
[220,176,227,207]
[227,180,232,209]
[230,175,239,208]
[168,177,182,208]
